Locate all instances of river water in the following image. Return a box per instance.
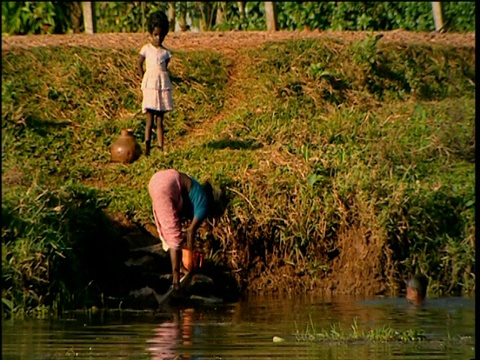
[2,294,475,360]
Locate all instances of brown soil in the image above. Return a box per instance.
[2,30,475,54]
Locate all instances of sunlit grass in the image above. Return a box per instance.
[295,316,426,342]
[294,316,476,345]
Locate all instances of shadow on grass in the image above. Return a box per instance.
[4,112,74,136]
[204,137,263,150]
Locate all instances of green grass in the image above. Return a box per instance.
[1,34,475,316]
[294,317,474,346]
[295,317,426,342]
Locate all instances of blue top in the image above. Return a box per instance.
[187,177,209,221]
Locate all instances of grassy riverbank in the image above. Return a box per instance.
[2,33,475,315]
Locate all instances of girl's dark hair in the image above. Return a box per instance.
[147,11,169,36]
[203,181,229,218]
[407,274,429,299]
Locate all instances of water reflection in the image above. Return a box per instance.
[147,309,197,360]
[1,295,475,360]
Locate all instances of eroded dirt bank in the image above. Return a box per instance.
[2,30,475,54]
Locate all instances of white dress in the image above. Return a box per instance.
[140,43,173,113]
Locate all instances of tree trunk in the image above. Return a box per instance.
[216,2,227,28]
[431,2,445,32]
[168,2,176,32]
[179,2,188,31]
[141,1,145,33]
[198,2,213,31]
[265,2,278,32]
[81,2,96,34]
[70,2,83,33]
[238,1,245,29]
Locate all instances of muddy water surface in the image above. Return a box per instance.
[2,294,475,360]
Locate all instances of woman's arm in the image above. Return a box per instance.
[166,53,171,68]
[185,216,202,251]
[138,54,145,78]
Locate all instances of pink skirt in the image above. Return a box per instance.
[148,169,183,251]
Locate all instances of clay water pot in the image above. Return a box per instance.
[110,129,142,164]
[182,249,204,272]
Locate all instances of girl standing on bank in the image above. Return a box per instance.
[138,11,173,155]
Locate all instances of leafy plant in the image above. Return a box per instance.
[2,2,72,35]
[2,2,475,35]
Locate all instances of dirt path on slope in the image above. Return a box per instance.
[169,51,253,150]
[3,30,475,53]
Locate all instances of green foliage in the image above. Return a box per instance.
[277,1,475,32]
[295,317,426,342]
[95,2,169,33]
[212,2,265,31]
[277,2,333,30]
[2,2,475,35]
[443,2,477,32]
[2,1,72,35]
[2,2,54,34]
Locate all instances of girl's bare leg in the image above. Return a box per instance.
[145,111,154,156]
[169,247,182,290]
[157,112,164,151]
